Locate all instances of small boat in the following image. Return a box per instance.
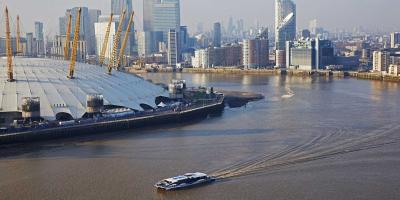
[282,87,295,99]
[155,172,216,191]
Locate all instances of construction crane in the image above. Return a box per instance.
[16,15,21,54]
[99,13,114,66]
[107,9,126,75]
[5,7,14,82]
[116,12,134,70]
[68,7,81,79]
[64,12,72,60]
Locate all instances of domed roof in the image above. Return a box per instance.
[0,58,168,120]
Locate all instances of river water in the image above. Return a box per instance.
[1,73,400,200]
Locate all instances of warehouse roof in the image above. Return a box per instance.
[0,58,168,120]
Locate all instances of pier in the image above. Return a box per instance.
[0,95,225,145]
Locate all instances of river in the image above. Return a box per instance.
[1,73,399,200]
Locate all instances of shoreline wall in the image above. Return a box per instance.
[130,68,400,82]
[0,101,225,145]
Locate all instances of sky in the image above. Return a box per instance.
[1,0,399,36]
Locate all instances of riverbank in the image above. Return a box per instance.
[127,67,400,82]
[348,72,400,82]
[183,68,280,75]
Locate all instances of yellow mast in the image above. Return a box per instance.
[99,13,114,66]
[116,12,134,70]
[5,7,14,82]
[16,15,21,54]
[64,12,72,60]
[107,9,126,75]
[68,8,81,79]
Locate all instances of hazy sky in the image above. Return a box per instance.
[1,0,399,36]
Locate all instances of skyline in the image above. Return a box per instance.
[275,0,296,51]
[1,0,400,36]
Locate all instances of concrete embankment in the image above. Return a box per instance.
[183,69,400,82]
[348,72,400,82]
[285,70,346,78]
[183,68,280,75]
[0,101,224,145]
[126,67,400,83]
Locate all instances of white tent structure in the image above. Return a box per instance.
[0,58,168,120]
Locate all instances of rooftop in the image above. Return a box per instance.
[0,58,168,120]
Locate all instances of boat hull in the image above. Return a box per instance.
[155,177,216,191]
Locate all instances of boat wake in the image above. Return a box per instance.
[211,124,400,179]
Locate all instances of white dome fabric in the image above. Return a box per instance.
[0,58,168,120]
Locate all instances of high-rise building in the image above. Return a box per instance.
[112,0,133,16]
[373,51,391,72]
[191,45,242,68]
[275,50,286,68]
[153,0,180,43]
[227,17,235,35]
[137,31,152,57]
[143,0,156,32]
[59,8,100,56]
[390,32,400,48]
[168,29,178,68]
[286,38,334,71]
[179,26,189,53]
[69,7,92,55]
[95,15,120,63]
[243,29,269,69]
[140,0,181,61]
[137,31,163,57]
[286,40,315,70]
[237,19,245,34]
[301,29,311,39]
[35,22,44,41]
[35,22,45,56]
[0,38,17,55]
[59,16,67,36]
[192,49,208,68]
[111,0,135,55]
[50,35,87,61]
[388,64,400,76]
[26,33,35,57]
[89,9,102,55]
[315,39,334,70]
[213,22,222,48]
[196,22,204,34]
[243,39,269,69]
[275,0,296,51]
[309,19,318,36]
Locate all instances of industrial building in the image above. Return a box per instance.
[192,45,242,68]
[286,40,315,70]
[286,38,334,71]
[0,58,168,125]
